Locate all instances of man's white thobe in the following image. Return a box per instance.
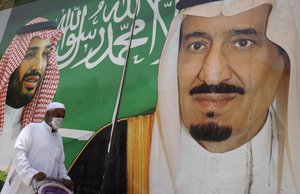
[1,121,70,194]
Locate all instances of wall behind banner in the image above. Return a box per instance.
[0,0,177,168]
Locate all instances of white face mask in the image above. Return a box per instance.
[51,117,64,129]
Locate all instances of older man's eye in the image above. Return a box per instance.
[188,42,205,51]
[234,39,254,48]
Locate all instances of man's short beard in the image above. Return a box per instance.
[189,122,232,142]
[6,71,36,108]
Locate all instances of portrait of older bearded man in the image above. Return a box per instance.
[0,17,62,187]
[149,0,300,194]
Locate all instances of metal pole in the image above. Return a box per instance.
[100,0,140,193]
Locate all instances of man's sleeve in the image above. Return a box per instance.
[58,158,70,180]
[14,125,38,186]
[57,137,70,180]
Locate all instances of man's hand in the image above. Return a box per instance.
[62,178,74,191]
[32,172,46,181]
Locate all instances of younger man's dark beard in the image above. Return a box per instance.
[189,122,232,142]
[6,71,36,108]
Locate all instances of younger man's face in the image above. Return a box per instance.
[6,37,51,108]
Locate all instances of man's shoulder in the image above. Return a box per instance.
[25,122,43,127]
[127,113,155,122]
[127,113,155,140]
[22,122,44,131]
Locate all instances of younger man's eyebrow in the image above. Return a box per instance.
[27,44,52,52]
[26,47,38,52]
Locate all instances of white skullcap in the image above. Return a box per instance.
[46,102,65,111]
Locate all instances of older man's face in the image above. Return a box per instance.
[178,5,286,151]
[6,37,51,108]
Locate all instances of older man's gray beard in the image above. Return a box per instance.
[189,122,232,142]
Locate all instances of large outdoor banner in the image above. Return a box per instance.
[1,0,299,194]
